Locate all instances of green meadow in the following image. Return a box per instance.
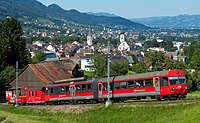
[0,100,200,123]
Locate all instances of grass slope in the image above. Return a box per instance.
[0,101,200,123]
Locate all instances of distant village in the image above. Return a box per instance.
[26,27,189,73]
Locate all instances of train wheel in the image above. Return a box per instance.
[164,96,171,101]
[157,98,162,101]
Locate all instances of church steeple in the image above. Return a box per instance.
[118,33,130,53]
[84,26,94,56]
[87,26,92,46]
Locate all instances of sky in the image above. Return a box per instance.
[37,0,200,19]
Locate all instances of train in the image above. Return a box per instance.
[6,69,188,105]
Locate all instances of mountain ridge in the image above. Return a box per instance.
[0,0,148,30]
[131,14,200,28]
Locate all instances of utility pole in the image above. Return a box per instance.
[15,61,19,107]
[106,41,111,107]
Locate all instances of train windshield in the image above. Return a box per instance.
[179,76,186,84]
[169,77,179,85]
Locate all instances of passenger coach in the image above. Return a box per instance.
[6,69,188,105]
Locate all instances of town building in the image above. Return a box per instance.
[84,27,95,56]
[118,33,130,53]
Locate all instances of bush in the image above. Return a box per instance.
[0,116,6,122]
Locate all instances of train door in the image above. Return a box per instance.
[70,85,75,103]
[153,77,161,99]
[98,83,104,102]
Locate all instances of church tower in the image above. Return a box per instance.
[84,27,94,56]
[87,27,93,46]
[118,33,130,53]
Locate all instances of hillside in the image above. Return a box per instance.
[1,99,200,123]
[0,0,148,30]
[131,14,200,28]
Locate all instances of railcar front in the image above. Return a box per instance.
[160,69,188,100]
[6,86,33,105]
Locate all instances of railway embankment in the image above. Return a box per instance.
[1,97,200,123]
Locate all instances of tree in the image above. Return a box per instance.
[0,17,29,71]
[0,18,30,98]
[132,62,147,73]
[0,66,15,98]
[30,51,46,64]
[190,49,200,71]
[91,55,107,77]
[184,41,200,64]
[110,61,129,76]
[144,51,165,71]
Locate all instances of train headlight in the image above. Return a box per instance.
[172,88,175,91]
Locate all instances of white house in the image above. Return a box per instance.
[118,33,130,52]
[46,43,56,52]
[80,56,94,72]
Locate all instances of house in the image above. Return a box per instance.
[80,55,94,72]
[44,51,58,61]
[123,56,134,66]
[147,47,165,52]
[46,43,56,52]
[166,51,178,60]
[6,61,81,89]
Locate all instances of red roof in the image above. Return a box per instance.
[29,61,71,84]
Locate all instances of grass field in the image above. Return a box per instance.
[1,100,200,123]
[187,91,200,98]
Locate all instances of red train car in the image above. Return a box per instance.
[44,81,94,104]
[6,69,188,104]
[96,69,188,101]
[26,87,46,104]
[6,86,33,105]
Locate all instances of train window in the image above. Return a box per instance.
[61,87,65,93]
[66,86,70,93]
[76,85,81,92]
[144,79,153,87]
[45,88,48,95]
[50,88,54,94]
[87,84,92,91]
[114,82,120,90]
[160,78,168,86]
[169,77,178,85]
[128,81,134,88]
[103,84,107,91]
[32,91,34,96]
[82,84,86,91]
[179,76,186,84]
[121,82,127,89]
[135,80,144,88]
